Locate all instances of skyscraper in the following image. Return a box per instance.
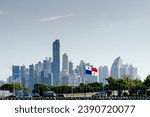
[41,57,53,86]
[21,65,29,87]
[41,69,52,86]
[35,61,43,84]
[99,66,109,84]
[78,60,85,84]
[110,56,122,78]
[29,64,35,90]
[120,64,130,78]
[69,61,73,75]
[52,40,60,86]
[12,65,21,82]
[43,57,52,73]
[128,65,138,80]
[62,53,69,71]
[111,57,138,79]
[61,53,69,85]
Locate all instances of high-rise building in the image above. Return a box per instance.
[111,57,138,79]
[35,62,43,84]
[68,61,74,86]
[69,61,73,75]
[128,65,138,80]
[62,53,69,71]
[41,69,52,86]
[99,66,109,84]
[29,64,35,90]
[120,64,130,78]
[79,60,85,83]
[110,56,122,78]
[52,40,60,86]
[43,57,52,73]
[69,73,80,86]
[25,69,29,88]
[61,53,69,85]
[41,57,53,86]
[12,65,21,82]
[21,65,29,87]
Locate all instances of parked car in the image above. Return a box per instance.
[92,91,107,97]
[42,91,56,97]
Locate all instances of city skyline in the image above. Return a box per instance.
[0,39,142,81]
[6,40,139,88]
[0,0,150,80]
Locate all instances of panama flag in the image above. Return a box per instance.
[85,65,98,76]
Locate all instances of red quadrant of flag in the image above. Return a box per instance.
[91,68,97,72]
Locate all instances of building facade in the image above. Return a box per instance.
[99,66,109,85]
[111,57,138,79]
[110,56,123,79]
[61,53,69,85]
[52,40,60,86]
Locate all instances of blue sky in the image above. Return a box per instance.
[0,0,150,81]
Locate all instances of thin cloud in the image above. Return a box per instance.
[39,14,75,22]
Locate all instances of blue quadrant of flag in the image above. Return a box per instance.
[85,70,92,75]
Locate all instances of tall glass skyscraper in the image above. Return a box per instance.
[99,66,109,84]
[69,61,73,75]
[61,53,69,85]
[111,57,138,79]
[21,65,27,87]
[52,40,60,86]
[29,64,35,90]
[62,53,69,71]
[41,57,53,86]
[110,56,122,78]
[12,65,21,82]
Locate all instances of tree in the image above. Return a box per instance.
[143,75,150,88]
[0,82,24,93]
[87,82,103,92]
[106,77,117,92]
[0,84,13,92]
[12,82,24,91]
[33,84,51,95]
[104,84,109,91]
[143,75,150,96]
[116,79,128,96]
[125,78,135,96]
[133,79,144,96]
[57,85,72,93]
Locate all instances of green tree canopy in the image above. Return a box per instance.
[0,82,25,93]
[33,84,51,95]
[0,84,13,92]
[143,75,150,88]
